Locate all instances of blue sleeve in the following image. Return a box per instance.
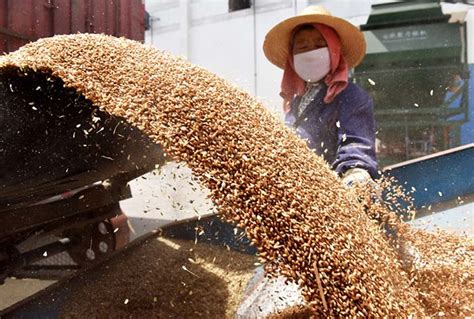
[332,87,378,178]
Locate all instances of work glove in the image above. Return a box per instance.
[342,168,399,240]
[341,168,372,187]
[342,169,423,270]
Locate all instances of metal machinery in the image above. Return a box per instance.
[0,0,159,283]
[0,68,165,282]
[0,0,145,54]
[354,1,473,220]
[385,143,473,214]
[353,1,470,167]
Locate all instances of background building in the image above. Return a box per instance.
[145,0,386,115]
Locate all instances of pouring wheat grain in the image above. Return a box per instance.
[0,34,425,317]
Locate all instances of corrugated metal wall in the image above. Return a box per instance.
[0,0,145,54]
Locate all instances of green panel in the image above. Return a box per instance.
[357,48,462,71]
[363,1,447,29]
[355,64,466,111]
[364,23,462,55]
[355,1,469,165]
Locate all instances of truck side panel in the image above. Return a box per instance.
[0,0,145,54]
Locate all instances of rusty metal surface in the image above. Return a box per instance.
[0,0,145,54]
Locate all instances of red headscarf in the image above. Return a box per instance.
[280,23,349,113]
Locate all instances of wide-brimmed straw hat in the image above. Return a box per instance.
[263,6,366,69]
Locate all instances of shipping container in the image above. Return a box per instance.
[0,0,145,54]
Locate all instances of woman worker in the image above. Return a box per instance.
[263,6,378,185]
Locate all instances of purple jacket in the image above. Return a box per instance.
[285,83,378,178]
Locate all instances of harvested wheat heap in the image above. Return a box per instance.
[59,237,256,318]
[0,34,471,317]
[351,180,473,318]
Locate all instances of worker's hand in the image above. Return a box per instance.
[341,168,371,187]
[343,169,397,240]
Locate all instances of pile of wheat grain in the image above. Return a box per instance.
[59,237,257,318]
[399,224,473,317]
[0,34,468,317]
[352,178,473,317]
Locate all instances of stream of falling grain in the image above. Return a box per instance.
[1,34,471,317]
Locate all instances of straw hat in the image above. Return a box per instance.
[263,6,366,69]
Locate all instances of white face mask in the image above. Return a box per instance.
[293,47,331,83]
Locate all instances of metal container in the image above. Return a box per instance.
[0,0,145,54]
[384,143,474,213]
